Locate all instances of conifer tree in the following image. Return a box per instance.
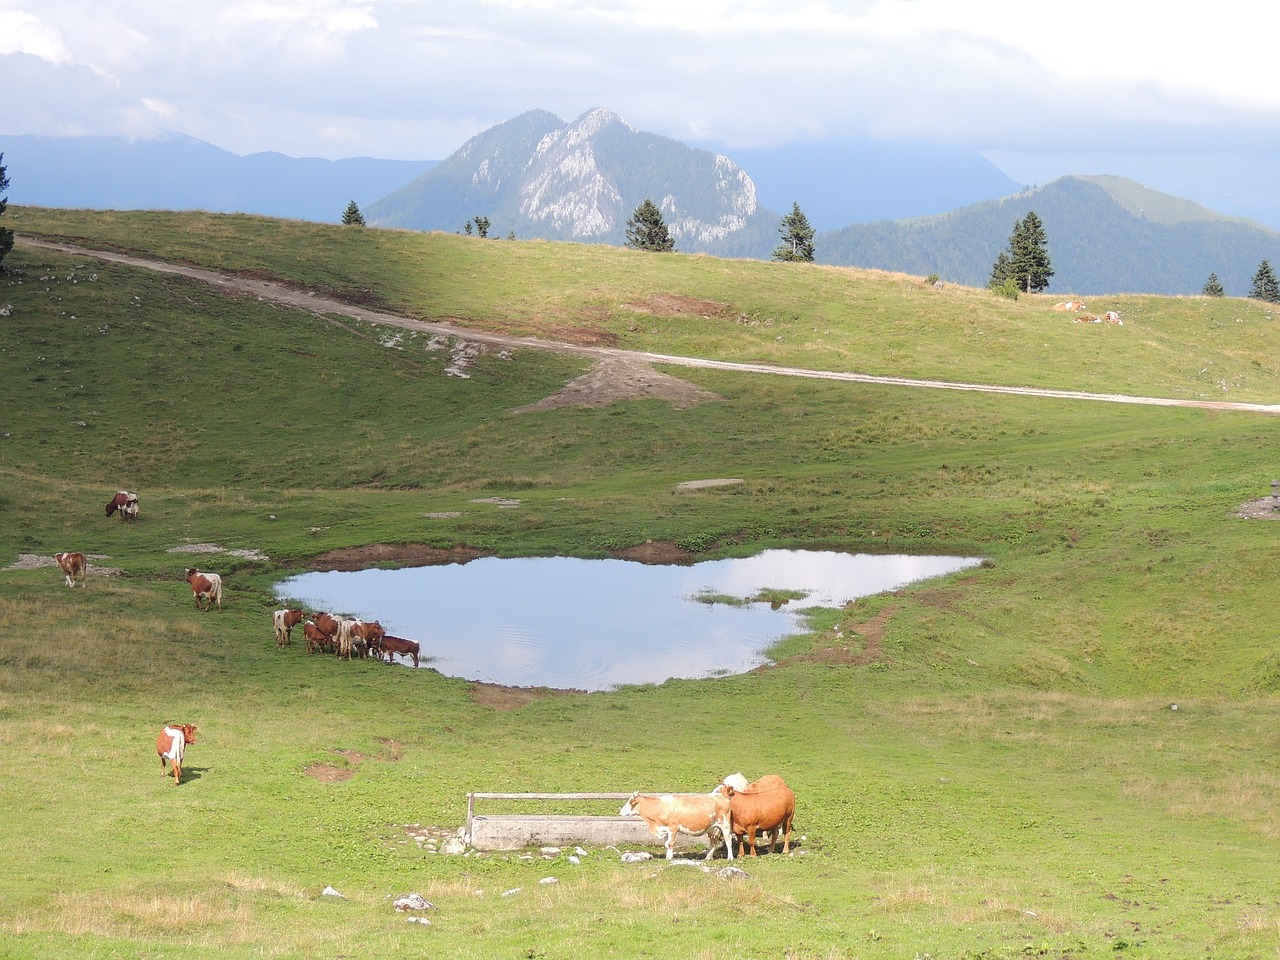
[625,199,675,252]
[1202,273,1225,297]
[341,200,365,226]
[1249,260,1279,303]
[0,154,13,268]
[773,202,815,262]
[992,211,1053,293]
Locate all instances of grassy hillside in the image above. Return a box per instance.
[1,210,1278,959]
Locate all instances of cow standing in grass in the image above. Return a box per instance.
[184,568,222,612]
[274,608,304,647]
[54,551,87,588]
[716,773,795,857]
[156,723,198,786]
[105,490,139,522]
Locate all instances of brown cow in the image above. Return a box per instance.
[54,551,87,588]
[302,619,335,655]
[620,790,734,861]
[376,634,420,668]
[336,617,384,660]
[105,490,139,522]
[273,608,304,647]
[156,723,198,785]
[184,568,222,612]
[715,774,795,857]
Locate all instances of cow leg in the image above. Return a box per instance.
[661,826,675,859]
[780,816,792,854]
[172,759,181,785]
[160,756,168,778]
[746,825,759,857]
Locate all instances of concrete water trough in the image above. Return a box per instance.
[466,792,705,853]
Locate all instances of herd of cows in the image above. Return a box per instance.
[56,491,801,859]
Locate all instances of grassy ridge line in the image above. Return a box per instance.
[12,205,1280,404]
[1,218,1278,958]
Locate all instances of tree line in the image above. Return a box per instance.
[625,197,816,263]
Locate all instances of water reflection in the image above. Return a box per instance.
[277,550,981,691]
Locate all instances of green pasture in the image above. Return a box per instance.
[0,211,1277,959]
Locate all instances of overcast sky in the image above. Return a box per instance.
[4,1,1279,203]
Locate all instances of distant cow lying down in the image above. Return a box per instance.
[54,551,87,588]
[620,790,733,861]
[376,635,420,668]
[156,723,198,785]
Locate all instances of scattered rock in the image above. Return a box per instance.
[393,893,434,911]
[407,916,432,925]
[620,851,653,863]
[539,877,559,885]
[717,866,750,880]
[501,888,521,897]
[440,837,467,855]
[321,886,346,899]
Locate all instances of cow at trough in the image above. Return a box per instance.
[302,619,335,655]
[156,723,198,786]
[715,773,795,857]
[619,790,734,861]
[54,551,87,588]
[105,490,139,522]
[184,568,222,612]
[273,608,304,647]
[376,635,420,668]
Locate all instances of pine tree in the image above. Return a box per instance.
[1202,273,1225,297]
[0,154,13,269]
[341,200,365,227]
[993,211,1053,293]
[473,216,491,239]
[773,203,815,262]
[1249,260,1280,303]
[625,199,675,252]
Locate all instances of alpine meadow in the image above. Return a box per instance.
[1,206,1278,960]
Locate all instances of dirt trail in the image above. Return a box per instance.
[22,238,1280,415]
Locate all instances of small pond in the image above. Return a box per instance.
[277,550,982,691]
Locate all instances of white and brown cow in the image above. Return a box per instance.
[273,608,304,647]
[184,568,222,612]
[620,790,734,861]
[54,551,87,588]
[105,490,139,522]
[156,723,198,785]
[335,617,384,660]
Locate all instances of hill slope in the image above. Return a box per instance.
[819,176,1280,295]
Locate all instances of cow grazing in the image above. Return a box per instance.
[302,619,335,655]
[376,634,420,668]
[105,490,139,522]
[156,723,198,786]
[54,551,87,588]
[273,608,305,647]
[715,774,795,857]
[619,790,734,861]
[184,568,222,612]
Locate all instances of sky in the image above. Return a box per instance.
[4,0,1280,219]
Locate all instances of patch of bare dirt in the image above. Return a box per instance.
[1235,498,1280,519]
[305,543,493,571]
[466,682,585,710]
[512,355,722,413]
[3,553,123,577]
[610,540,695,565]
[621,293,732,318]
[304,764,354,783]
[768,605,898,669]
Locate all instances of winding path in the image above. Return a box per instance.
[24,237,1280,415]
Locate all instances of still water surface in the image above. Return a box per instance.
[277,550,981,691]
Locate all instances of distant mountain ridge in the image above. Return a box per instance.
[818,176,1280,295]
[365,108,780,256]
[0,133,435,223]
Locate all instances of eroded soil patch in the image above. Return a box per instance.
[467,682,585,710]
[513,355,722,412]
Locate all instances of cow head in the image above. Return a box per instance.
[619,791,641,816]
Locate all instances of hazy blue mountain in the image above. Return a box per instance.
[365,108,782,255]
[706,139,1022,231]
[818,175,1280,296]
[1,133,435,223]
